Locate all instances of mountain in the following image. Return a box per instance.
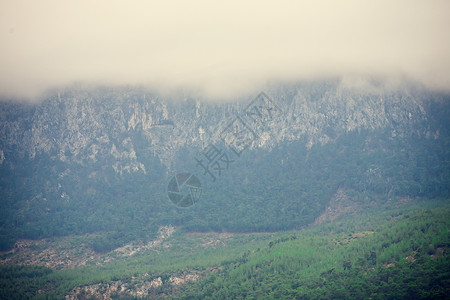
[1,80,449,251]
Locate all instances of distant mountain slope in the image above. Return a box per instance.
[1,81,449,250]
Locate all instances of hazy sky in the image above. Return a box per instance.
[1,0,450,100]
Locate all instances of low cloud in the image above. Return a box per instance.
[1,0,450,101]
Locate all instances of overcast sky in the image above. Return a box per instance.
[1,0,450,100]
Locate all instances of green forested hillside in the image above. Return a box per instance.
[1,201,448,299]
[179,204,450,299]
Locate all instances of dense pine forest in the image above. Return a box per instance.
[180,204,450,299]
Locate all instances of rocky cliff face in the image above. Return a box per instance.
[0,80,437,173]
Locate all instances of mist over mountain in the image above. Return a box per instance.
[2,1,450,100]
